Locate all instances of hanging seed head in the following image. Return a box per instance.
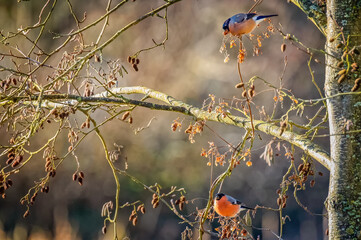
[132,217,138,226]
[337,74,346,83]
[23,210,30,218]
[242,90,247,98]
[121,111,131,121]
[337,61,344,68]
[102,226,107,234]
[310,180,315,187]
[78,171,85,178]
[132,64,138,72]
[235,83,244,89]
[78,177,83,185]
[140,206,146,214]
[72,173,78,181]
[281,43,286,52]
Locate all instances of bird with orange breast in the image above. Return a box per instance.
[214,193,254,218]
[222,13,277,37]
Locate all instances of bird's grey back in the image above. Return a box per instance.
[231,13,257,23]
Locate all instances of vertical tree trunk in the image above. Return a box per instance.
[325,0,361,239]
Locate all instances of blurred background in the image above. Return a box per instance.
[0,0,329,239]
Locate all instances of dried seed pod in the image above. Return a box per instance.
[297,163,304,172]
[78,171,85,178]
[235,83,244,89]
[23,210,30,218]
[94,55,101,62]
[44,186,49,193]
[140,206,146,214]
[127,56,132,63]
[248,89,254,98]
[175,199,180,205]
[242,90,247,98]
[7,179,12,187]
[102,226,107,234]
[336,43,343,48]
[12,161,20,168]
[132,217,138,226]
[6,158,14,165]
[179,196,186,202]
[310,179,315,187]
[152,201,159,208]
[337,61,344,68]
[80,122,87,129]
[72,173,78,181]
[45,161,52,168]
[276,189,281,194]
[2,193,6,199]
[131,58,136,64]
[329,37,335,43]
[132,64,138,72]
[351,83,360,92]
[121,111,130,121]
[351,62,358,70]
[337,74,346,83]
[78,177,83,185]
[137,205,142,212]
[129,211,136,221]
[179,202,184,211]
[281,43,286,52]
[128,117,133,124]
[135,58,140,64]
[185,125,193,134]
[277,197,282,206]
[282,202,286,208]
[7,152,15,159]
[51,170,56,178]
[337,69,346,75]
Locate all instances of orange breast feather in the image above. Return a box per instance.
[214,197,240,217]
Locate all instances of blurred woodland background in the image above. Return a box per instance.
[0,0,330,239]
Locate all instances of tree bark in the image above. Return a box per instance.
[325,0,361,239]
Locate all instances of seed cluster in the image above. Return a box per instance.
[127,56,140,72]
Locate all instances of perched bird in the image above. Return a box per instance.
[214,193,254,217]
[222,13,277,36]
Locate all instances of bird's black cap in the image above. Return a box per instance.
[215,193,225,200]
[222,18,230,31]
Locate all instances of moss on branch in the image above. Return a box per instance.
[290,0,327,36]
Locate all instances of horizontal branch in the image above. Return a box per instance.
[0,86,332,170]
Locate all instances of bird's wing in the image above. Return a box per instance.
[226,195,242,205]
[232,13,257,23]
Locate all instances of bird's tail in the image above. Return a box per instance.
[253,14,278,24]
[240,205,255,211]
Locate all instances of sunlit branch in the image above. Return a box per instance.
[1,86,332,171]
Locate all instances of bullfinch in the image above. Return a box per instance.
[222,13,278,36]
[214,193,254,218]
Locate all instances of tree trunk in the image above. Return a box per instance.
[325,0,361,239]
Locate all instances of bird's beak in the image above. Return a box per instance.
[223,29,229,35]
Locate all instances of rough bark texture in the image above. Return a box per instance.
[325,0,361,239]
